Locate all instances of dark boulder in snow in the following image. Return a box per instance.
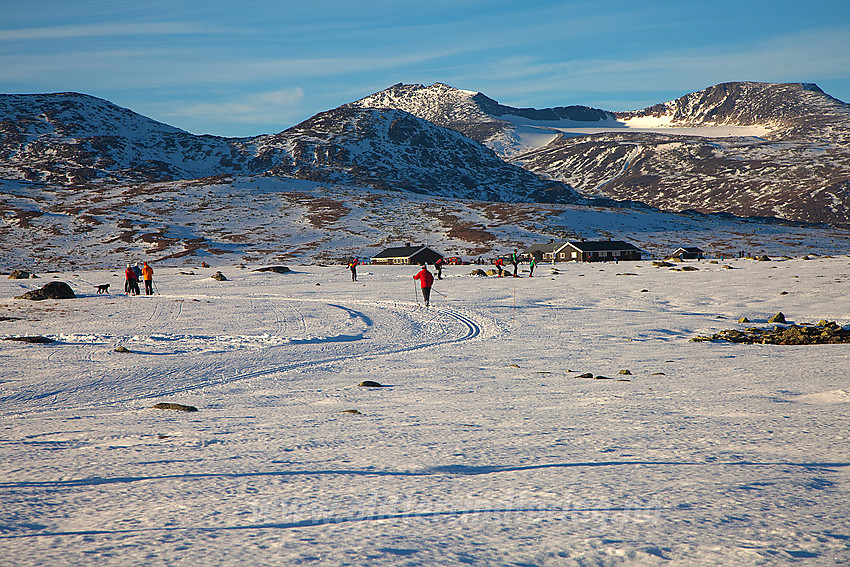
[8,270,33,279]
[15,281,75,300]
[151,402,198,412]
[768,312,786,323]
[3,335,54,343]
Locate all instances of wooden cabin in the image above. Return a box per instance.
[371,244,444,265]
[561,240,642,262]
[670,247,705,260]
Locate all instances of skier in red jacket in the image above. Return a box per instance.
[413,264,434,306]
[494,257,505,278]
[124,264,140,296]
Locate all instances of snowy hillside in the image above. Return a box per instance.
[1,257,848,565]
[252,106,578,203]
[347,82,615,158]
[349,82,850,225]
[0,92,578,205]
[616,82,850,138]
[0,93,257,184]
[4,175,850,272]
[3,82,850,266]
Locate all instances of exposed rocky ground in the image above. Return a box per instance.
[692,319,850,345]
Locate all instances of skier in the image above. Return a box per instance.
[348,258,359,281]
[124,264,140,296]
[124,264,132,294]
[413,264,434,306]
[529,257,536,277]
[141,262,154,295]
[434,257,444,280]
[494,257,505,278]
[510,250,519,277]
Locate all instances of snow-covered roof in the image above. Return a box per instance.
[372,245,433,259]
[566,240,640,252]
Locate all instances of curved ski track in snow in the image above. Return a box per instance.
[125,301,484,402]
[0,299,486,414]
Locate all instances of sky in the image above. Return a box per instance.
[2,0,850,137]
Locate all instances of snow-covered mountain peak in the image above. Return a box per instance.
[348,83,491,126]
[618,82,850,137]
[0,92,189,140]
[348,83,614,157]
[255,105,580,203]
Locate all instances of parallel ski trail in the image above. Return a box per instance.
[98,302,483,406]
[3,299,487,414]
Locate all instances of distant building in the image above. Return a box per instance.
[521,242,567,263]
[371,243,444,265]
[523,240,641,262]
[562,240,641,262]
[670,247,705,260]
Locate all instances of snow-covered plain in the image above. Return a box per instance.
[1,257,849,566]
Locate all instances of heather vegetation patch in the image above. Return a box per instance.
[692,320,850,344]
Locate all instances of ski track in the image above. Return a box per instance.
[0,298,487,415]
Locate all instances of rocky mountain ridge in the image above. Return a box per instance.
[2,79,850,251]
[0,91,578,204]
[347,82,614,157]
[350,81,850,224]
[0,92,252,185]
[253,106,578,203]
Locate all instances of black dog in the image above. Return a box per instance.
[95,284,110,294]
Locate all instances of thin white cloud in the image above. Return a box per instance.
[459,24,850,105]
[165,88,306,125]
[0,22,219,41]
[0,43,475,90]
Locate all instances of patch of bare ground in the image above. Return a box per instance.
[105,230,138,244]
[446,223,495,243]
[8,209,43,228]
[359,193,386,203]
[258,193,343,228]
[179,174,233,187]
[476,203,558,225]
[301,197,350,228]
[139,232,178,253]
[156,239,205,261]
[218,233,251,243]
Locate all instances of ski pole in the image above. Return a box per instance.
[413,279,420,304]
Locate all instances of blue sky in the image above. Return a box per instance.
[2,0,849,137]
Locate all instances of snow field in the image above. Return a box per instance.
[0,259,848,565]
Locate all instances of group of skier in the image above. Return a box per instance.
[495,250,536,278]
[342,250,538,307]
[124,262,154,295]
